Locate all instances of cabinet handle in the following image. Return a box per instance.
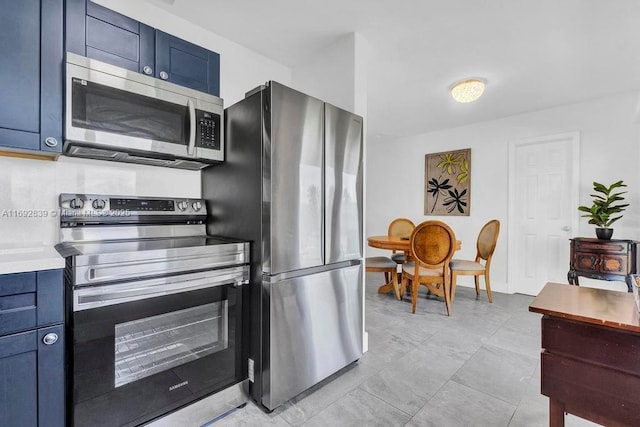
[42,333,58,345]
[143,65,153,75]
[160,71,169,80]
[44,137,58,148]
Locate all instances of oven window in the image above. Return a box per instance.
[71,79,188,144]
[114,301,228,387]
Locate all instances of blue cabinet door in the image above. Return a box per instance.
[0,0,63,154]
[0,327,65,427]
[37,325,65,427]
[66,0,155,74]
[155,30,221,96]
[0,330,38,426]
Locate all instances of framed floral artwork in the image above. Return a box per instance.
[424,148,471,216]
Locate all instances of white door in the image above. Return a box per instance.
[508,132,579,295]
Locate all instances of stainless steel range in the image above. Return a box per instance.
[55,193,250,427]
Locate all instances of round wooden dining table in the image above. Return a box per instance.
[367,235,461,252]
[367,235,462,295]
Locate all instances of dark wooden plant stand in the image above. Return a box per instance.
[567,237,639,292]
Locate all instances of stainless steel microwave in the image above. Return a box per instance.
[64,52,223,170]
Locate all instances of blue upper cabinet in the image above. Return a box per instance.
[0,0,63,154]
[66,0,155,75]
[66,0,220,96]
[155,31,221,96]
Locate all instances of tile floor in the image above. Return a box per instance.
[215,274,599,426]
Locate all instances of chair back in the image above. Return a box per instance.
[477,220,500,261]
[388,218,415,238]
[410,221,457,269]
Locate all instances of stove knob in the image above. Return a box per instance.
[69,197,84,209]
[192,201,202,211]
[92,199,106,210]
[177,201,188,211]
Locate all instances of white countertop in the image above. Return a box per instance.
[0,244,65,275]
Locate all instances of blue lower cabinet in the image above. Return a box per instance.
[0,331,38,426]
[0,270,63,335]
[0,326,64,427]
[38,325,65,427]
[36,269,64,327]
[0,269,65,426]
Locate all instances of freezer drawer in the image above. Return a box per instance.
[262,263,363,410]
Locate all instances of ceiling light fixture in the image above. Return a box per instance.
[450,79,485,103]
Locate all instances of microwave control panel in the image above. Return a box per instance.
[196,109,221,150]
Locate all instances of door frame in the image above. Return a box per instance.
[507,131,580,294]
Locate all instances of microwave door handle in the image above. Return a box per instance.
[187,99,196,156]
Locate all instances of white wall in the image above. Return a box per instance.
[366,92,640,294]
[292,32,369,118]
[0,156,200,247]
[94,0,292,107]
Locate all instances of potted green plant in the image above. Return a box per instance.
[577,180,628,240]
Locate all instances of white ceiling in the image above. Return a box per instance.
[149,0,640,141]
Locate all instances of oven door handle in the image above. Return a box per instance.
[187,99,196,157]
[73,266,248,312]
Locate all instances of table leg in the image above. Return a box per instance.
[567,269,578,286]
[377,273,400,300]
[549,398,565,427]
[377,283,395,294]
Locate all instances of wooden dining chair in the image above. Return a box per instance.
[401,221,457,315]
[387,218,415,264]
[365,256,401,300]
[450,219,500,303]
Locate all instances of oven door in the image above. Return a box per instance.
[65,53,223,162]
[69,267,248,427]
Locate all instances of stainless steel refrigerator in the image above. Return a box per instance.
[202,81,363,411]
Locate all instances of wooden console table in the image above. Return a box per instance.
[567,237,638,292]
[529,283,640,427]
